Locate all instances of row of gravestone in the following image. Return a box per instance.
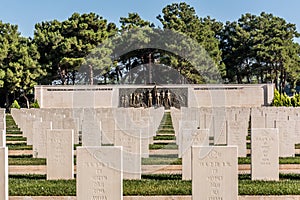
[11,107,164,180]
[0,106,283,199]
[77,145,240,200]
[171,107,300,158]
[0,109,8,200]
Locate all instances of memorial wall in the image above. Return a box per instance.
[34,84,274,108]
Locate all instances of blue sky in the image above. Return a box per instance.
[0,0,299,40]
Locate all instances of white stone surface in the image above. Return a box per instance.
[114,130,141,180]
[251,128,279,181]
[227,121,248,157]
[33,120,52,158]
[82,109,101,147]
[181,129,209,180]
[275,120,295,157]
[46,129,74,180]
[0,147,8,200]
[192,146,238,200]
[0,130,5,147]
[76,146,123,200]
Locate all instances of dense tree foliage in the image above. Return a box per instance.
[0,3,300,108]
[0,21,44,109]
[33,12,117,85]
[220,13,300,93]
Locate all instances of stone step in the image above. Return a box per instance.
[8,150,33,156]
[6,134,25,137]
[153,140,176,144]
[6,141,27,144]
[150,149,178,155]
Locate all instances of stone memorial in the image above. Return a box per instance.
[251,128,279,181]
[275,120,295,157]
[178,120,198,157]
[0,130,5,147]
[46,129,74,180]
[100,118,115,145]
[82,109,102,146]
[192,146,238,200]
[114,129,141,179]
[182,129,209,180]
[0,147,8,200]
[77,146,123,200]
[33,120,52,158]
[227,120,248,157]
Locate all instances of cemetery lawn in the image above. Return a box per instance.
[9,174,300,196]
[7,143,32,150]
[239,155,300,164]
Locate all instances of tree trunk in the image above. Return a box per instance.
[89,65,94,85]
[5,90,10,113]
[23,94,30,109]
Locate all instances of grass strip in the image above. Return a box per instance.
[239,156,300,164]
[7,144,32,150]
[9,158,46,165]
[156,130,175,134]
[149,144,178,150]
[153,135,176,140]
[142,157,182,165]
[8,174,300,196]
[9,174,76,196]
[6,136,27,141]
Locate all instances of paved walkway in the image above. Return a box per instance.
[8,196,300,200]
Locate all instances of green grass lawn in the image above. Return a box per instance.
[8,174,300,196]
[7,143,33,150]
[149,143,178,149]
[6,136,27,141]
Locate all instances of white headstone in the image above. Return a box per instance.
[63,117,80,144]
[251,128,279,181]
[33,120,52,158]
[114,130,141,180]
[227,121,248,157]
[82,110,101,147]
[101,118,115,145]
[275,120,295,157]
[0,147,8,200]
[192,146,238,200]
[76,146,123,200]
[46,129,74,180]
[178,120,197,156]
[182,129,209,180]
[0,130,5,147]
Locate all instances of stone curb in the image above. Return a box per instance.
[8,196,300,200]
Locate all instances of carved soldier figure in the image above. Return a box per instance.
[166,90,172,107]
[156,91,161,106]
[160,90,165,106]
[121,95,125,107]
[147,91,152,107]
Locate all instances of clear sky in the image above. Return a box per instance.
[1,0,299,40]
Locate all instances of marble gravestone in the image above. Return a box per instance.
[33,119,52,158]
[0,130,5,147]
[77,146,123,200]
[0,147,8,200]
[181,129,209,180]
[227,121,248,157]
[82,110,102,147]
[114,130,141,180]
[251,128,279,181]
[276,120,295,157]
[46,129,74,180]
[192,146,238,200]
